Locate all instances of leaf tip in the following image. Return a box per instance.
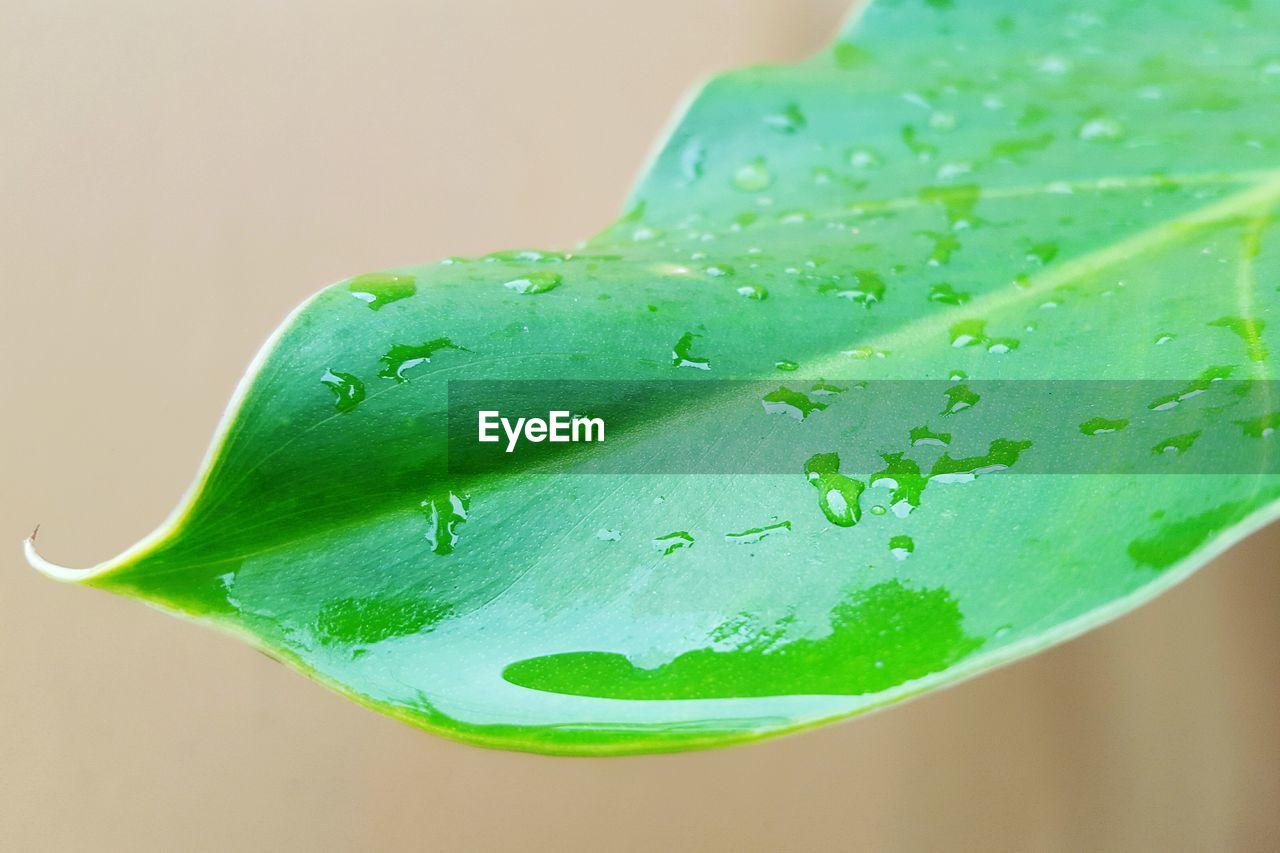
[23,529,106,584]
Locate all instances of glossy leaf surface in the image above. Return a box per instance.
[27,0,1280,754]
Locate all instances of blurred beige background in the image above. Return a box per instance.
[2,1,1278,850]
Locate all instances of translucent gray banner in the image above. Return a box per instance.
[446,379,1280,475]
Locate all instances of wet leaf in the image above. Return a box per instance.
[26,0,1280,754]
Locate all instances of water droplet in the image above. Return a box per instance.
[901,125,938,160]
[843,345,889,359]
[1155,333,1174,345]
[942,384,980,415]
[764,103,806,134]
[631,225,663,242]
[1237,413,1280,438]
[320,369,365,413]
[1026,242,1059,266]
[929,283,971,305]
[1153,431,1201,455]
[1080,416,1129,435]
[504,271,562,295]
[484,248,568,264]
[736,284,768,300]
[1037,55,1070,75]
[910,424,952,447]
[680,138,705,183]
[378,338,465,382]
[595,528,622,541]
[1148,366,1234,410]
[950,319,987,347]
[948,319,1016,353]
[804,453,865,527]
[1079,117,1124,141]
[848,147,883,169]
[725,520,792,544]
[810,380,848,396]
[705,264,734,277]
[732,158,773,192]
[918,230,963,265]
[889,535,915,561]
[930,439,1032,483]
[835,270,886,306]
[672,332,711,370]
[763,386,827,420]
[1208,316,1268,362]
[347,272,416,310]
[870,504,887,516]
[870,453,928,516]
[421,491,469,556]
[919,184,981,228]
[775,360,800,372]
[653,530,694,555]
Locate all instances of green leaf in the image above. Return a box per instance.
[26,0,1280,754]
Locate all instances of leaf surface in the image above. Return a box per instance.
[27,0,1280,754]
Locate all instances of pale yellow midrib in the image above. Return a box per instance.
[835,169,1280,218]
[1235,204,1278,480]
[806,169,1280,379]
